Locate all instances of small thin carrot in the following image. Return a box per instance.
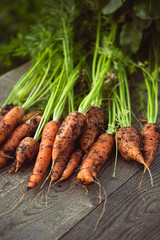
[2,115,41,171]
[20,110,43,124]
[51,143,75,182]
[141,123,160,172]
[59,148,84,181]
[0,103,14,122]
[14,137,39,172]
[0,106,24,145]
[79,106,105,153]
[77,133,114,185]
[52,111,87,163]
[27,120,60,190]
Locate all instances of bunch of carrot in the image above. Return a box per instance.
[0,2,159,203]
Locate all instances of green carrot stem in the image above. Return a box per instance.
[53,62,82,121]
[92,14,101,83]
[22,51,52,109]
[2,48,50,106]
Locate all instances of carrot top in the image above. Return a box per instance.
[139,40,159,124]
[33,6,85,141]
[78,15,117,114]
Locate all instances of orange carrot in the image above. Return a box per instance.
[14,137,39,172]
[27,120,60,190]
[51,143,75,181]
[77,133,114,185]
[116,126,153,186]
[0,106,24,145]
[52,111,87,163]
[59,148,84,181]
[0,115,41,169]
[116,126,144,163]
[141,123,160,169]
[79,106,105,153]
[20,110,43,124]
[0,103,14,122]
[1,115,41,171]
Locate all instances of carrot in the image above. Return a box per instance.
[116,126,153,185]
[79,106,105,153]
[116,126,144,162]
[77,133,114,185]
[0,115,41,169]
[27,120,60,190]
[52,111,87,163]
[51,143,75,181]
[14,137,39,172]
[20,110,43,124]
[59,148,84,181]
[141,123,160,169]
[0,106,24,145]
[0,103,14,122]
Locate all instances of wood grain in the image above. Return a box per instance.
[60,153,160,240]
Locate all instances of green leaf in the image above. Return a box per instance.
[120,22,142,54]
[102,0,125,15]
[134,0,160,20]
[131,11,152,30]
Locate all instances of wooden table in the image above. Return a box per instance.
[0,64,160,240]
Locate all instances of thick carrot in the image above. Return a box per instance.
[20,110,43,124]
[77,133,114,185]
[51,143,75,181]
[2,115,41,171]
[141,123,160,168]
[116,126,153,186]
[27,120,60,190]
[116,126,144,163]
[52,111,87,163]
[59,148,84,181]
[79,106,105,153]
[14,137,39,172]
[0,106,24,145]
[0,103,14,122]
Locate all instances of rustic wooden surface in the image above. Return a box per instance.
[0,64,160,240]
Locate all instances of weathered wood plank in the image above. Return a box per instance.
[0,62,32,105]
[60,152,160,240]
[0,64,159,240]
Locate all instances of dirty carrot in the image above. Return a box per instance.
[0,106,24,145]
[20,110,43,124]
[52,111,87,163]
[14,137,39,172]
[79,106,105,153]
[139,40,160,183]
[0,103,14,122]
[77,133,114,185]
[59,148,84,181]
[141,123,160,169]
[113,65,153,186]
[27,120,60,190]
[51,143,75,181]
[5,115,41,172]
[0,115,41,169]
[117,126,143,163]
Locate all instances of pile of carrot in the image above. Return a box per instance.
[0,3,160,223]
